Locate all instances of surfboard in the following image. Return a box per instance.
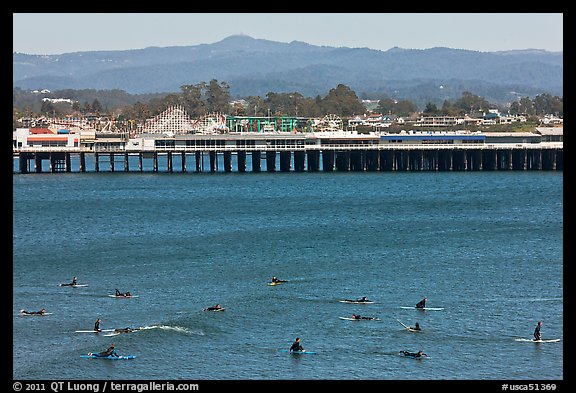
[268,281,287,286]
[19,311,53,316]
[278,349,317,355]
[339,316,379,321]
[58,284,88,287]
[75,329,115,333]
[515,338,561,343]
[400,306,444,311]
[81,354,136,360]
[396,319,422,332]
[339,300,375,304]
[107,294,139,298]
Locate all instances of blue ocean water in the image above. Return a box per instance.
[12,170,563,381]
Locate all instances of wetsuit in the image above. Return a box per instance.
[95,346,118,357]
[94,320,101,332]
[534,324,542,340]
[290,341,304,352]
[22,310,44,315]
[400,350,426,358]
[115,328,132,333]
[115,289,122,296]
[415,299,426,308]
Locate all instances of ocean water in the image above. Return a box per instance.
[12,169,563,382]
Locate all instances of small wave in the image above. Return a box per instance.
[140,325,205,335]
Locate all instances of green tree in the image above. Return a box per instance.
[180,83,206,117]
[394,100,419,117]
[91,99,103,114]
[377,98,396,115]
[206,79,231,114]
[423,102,439,115]
[320,84,365,116]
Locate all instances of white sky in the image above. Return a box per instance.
[13,13,563,55]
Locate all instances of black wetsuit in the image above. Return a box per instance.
[95,347,117,357]
[401,350,426,358]
[415,299,426,308]
[290,341,304,352]
[22,310,44,315]
[534,324,542,340]
[94,320,101,332]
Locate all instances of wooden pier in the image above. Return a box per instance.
[13,145,563,174]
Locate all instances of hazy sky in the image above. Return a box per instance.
[13,13,563,55]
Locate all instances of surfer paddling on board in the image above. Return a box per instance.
[114,327,138,334]
[89,343,119,358]
[21,308,46,315]
[400,350,427,358]
[115,289,132,297]
[415,298,427,309]
[290,337,304,352]
[533,321,543,341]
[351,314,377,320]
[204,304,224,311]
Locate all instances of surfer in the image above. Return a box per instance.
[415,298,427,309]
[115,289,131,297]
[21,308,46,315]
[533,321,542,341]
[412,322,422,331]
[61,276,78,286]
[352,314,376,320]
[400,350,427,358]
[114,327,136,334]
[290,337,304,352]
[204,304,223,311]
[94,318,102,332]
[90,343,118,358]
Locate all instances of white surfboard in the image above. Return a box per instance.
[400,306,444,311]
[515,338,561,343]
[339,300,375,304]
[396,319,422,332]
[339,316,379,321]
[107,294,139,298]
[19,311,53,316]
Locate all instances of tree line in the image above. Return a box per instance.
[13,81,563,126]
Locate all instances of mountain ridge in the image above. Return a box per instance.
[13,35,562,105]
